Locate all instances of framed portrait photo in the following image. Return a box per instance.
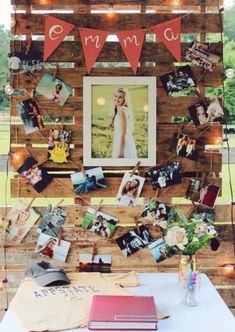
[83,76,156,167]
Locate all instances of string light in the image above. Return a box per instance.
[224,264,235,274]
[225,68,235,79]
[4,85,14,96]
[9,149,28,167]
[215,136,223,145]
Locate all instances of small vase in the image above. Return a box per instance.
[178,255,198,306]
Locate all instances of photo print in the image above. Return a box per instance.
[8,50,43,73]
[148,238,177,263]
[146,161,183,190]
[191,207,215,224]
[185,178,202,201]
[83,76,156,167]
[37,205,68,237]
[116,225,152,257]
[116,173,145,208]
[4,200,40,244]
[17,157,53,193]
[169,132,203,161]
[36,73,73,107]
[48,128,72,163]
[82,207,118,238]
[185,41,221,72]
[71,167,107,195]
[196,184,220,208]
[188,97,224,126]
[35,233,71,263]
[160,65,196,96]
[16,98,44,134]
[79,254,112,273]
[142,199,185,229]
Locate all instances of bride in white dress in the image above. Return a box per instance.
[110,87,137,158]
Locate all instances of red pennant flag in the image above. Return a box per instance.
[152,17,181,62]
[116,29,146,74]
[79,28,109,73]
[44,15,75,61]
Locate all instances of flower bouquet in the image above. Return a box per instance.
[163,218,219,306]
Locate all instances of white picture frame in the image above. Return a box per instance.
[83,76,156,166]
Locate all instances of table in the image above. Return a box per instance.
[0,273,234,332]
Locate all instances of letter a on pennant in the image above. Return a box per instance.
[152,17,181,62]
[79,28,109,73]
[44,15,75,61]
[116,29,146,74]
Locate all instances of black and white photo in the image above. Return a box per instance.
[8,50,43,73]
[116,225,152,257]
[146,161,182,190]
[160,65,196,96]
[188,97,224,126]
[37,205,68,237]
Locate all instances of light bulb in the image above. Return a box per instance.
[224,0,235,10]
[97,97,106,106]
[143,104,149,113]
[225,68,235,78]
[4,85,14,95]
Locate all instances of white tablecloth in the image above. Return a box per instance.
[0,273,234,332]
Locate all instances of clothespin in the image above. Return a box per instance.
[25,197,36,211]
[94,199,103,215]
[25,35,32,56]
[52,64,59,82]
[154,188,160,201]
[134,216,141,235]
[57,229,63,247]
[61,117,65,130]
[91,242,97,261]
[130,161,141,177]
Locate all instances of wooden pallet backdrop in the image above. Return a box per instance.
[0,0,234,318]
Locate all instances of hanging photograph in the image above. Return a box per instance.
[83,76,156,166]
[116,225,152,257]
[8,50,43,73]
[17,157,53,193]
[48,128,72,163]
[146,161,183,190]
[196,184,220,208]
[36,73,73,107]
[191,207,215,224]
[188,97,224,126]
[160,65,196,96]
[4,200,40,244]
[185,41,221,72]
[71,167,106,195]
[79,254,112,273]
[37,205,68,237]
[169,133,203,161]
[148,238,177,263]
[16,98,44,134]
[142,199,186,229]
[35,233,71,262]
[81,207,118,238]
[116,173,145,208]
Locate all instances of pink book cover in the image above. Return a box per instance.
[88,295,157,330]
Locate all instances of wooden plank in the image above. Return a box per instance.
[10,123,223,146]
[10,147,222,172]
[10,176,222,198]
[11,67,223,90]
[12,13,222,35]
[11,0,221,8]
[10,95,223,118]
[217,289,235,308]
[10,41,223,64]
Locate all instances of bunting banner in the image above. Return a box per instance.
[116,29,146,74]
[79,27,109,73]
[152,17,181,62]
[44,15,75,61]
